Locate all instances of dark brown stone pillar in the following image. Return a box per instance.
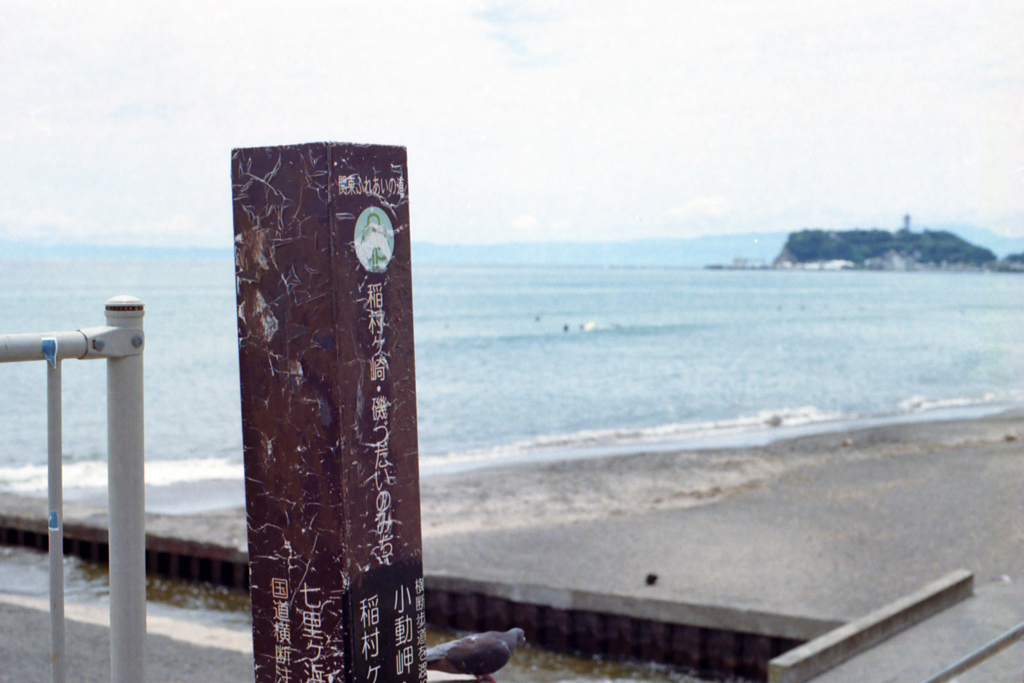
[233,142,423,683]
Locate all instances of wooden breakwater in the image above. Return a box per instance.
[0,494,828,681]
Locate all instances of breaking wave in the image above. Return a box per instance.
[419,393,1009,476]
[0,393,1011,493]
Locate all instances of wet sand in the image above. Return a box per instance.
[421,409,1024,622]
[46,408,1024,532]
[420,409,1024,539]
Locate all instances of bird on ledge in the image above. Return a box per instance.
[425,628,526,682]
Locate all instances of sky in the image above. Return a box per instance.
[1,0,1022,248]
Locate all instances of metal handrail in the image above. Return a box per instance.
[919,619,1024,683]
[0,296,146,683]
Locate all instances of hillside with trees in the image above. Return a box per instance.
[774,228,998,269]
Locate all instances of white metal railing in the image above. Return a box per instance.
[919,619,1024,683]
[0,296,146,683]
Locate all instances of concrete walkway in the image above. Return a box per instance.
[0,593,254,683]
[0,592,482,683]
[811,580,1024,683]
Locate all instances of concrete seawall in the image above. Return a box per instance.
[0,494,815,681]
[0,494,249,590]
[0,493,995,682]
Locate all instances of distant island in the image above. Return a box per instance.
[773,226,1023,271]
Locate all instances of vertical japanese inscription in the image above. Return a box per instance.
[365,281,395,566]
[233,143,424,683]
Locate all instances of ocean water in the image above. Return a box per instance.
[0,258,1022,502]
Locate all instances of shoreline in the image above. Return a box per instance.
[1,403,1020,516]
[3,408,1018,526]
[420,407,1024,538]
[417,399,1020,477]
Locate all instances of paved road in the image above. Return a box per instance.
[0,596,255,683]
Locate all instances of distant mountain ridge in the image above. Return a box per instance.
[411,232,787,268]
[1,224,1021,267]
[0,234,787,266]
[0,242,233,260]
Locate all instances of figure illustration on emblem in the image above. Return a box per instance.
[354,206,395,273]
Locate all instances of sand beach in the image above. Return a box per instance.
[421,409,1024,547]
[1,409,1022,681]
[420,408,1024,612]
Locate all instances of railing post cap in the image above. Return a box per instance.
[105,296,145,314]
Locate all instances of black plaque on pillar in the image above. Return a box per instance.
[232,142,425,683]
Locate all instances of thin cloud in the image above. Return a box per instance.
[474,2,564,67]
[0,0,1021,248]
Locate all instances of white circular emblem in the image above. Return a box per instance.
[353,206,394,273]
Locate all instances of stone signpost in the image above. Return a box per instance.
[232,143,425,683]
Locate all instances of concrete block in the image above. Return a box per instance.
[768,569,974,683]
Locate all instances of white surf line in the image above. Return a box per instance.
[0,591,253,654]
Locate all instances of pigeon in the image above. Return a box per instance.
[425,628,526,682]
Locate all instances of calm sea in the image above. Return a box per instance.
[1,258,1022,505]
